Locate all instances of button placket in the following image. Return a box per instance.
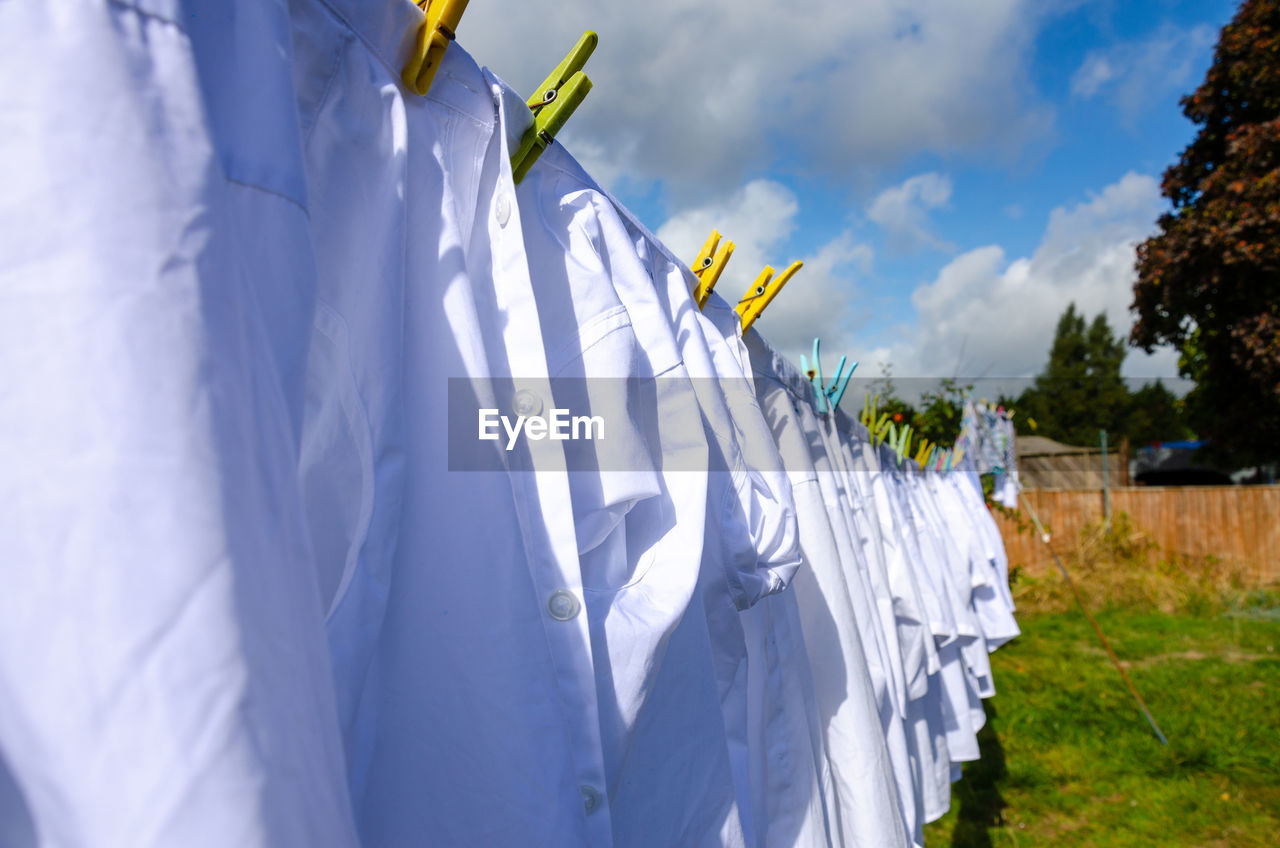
[484,70,612,845]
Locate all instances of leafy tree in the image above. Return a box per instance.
[1017,304,1131,446]
[1132,0,1280,463]
[913,378,970,448]
[864,362,917,427]
[1126,380,1194,447]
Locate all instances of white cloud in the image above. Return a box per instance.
[1070,24,1216,125]
[656,179,799,268]
[1070,54,1115,99]
[656,180,874,366]
[460,0,1057,198]
[867,172,955,252]
[872,172,1178,380]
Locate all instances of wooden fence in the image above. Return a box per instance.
[994,486,1280,581]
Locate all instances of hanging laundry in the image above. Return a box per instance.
[0,4,1022,847]
[0,3,359,846]
[958,399,1021,508]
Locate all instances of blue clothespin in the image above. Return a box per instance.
[827,355,846,395]
[809,338,860,414]
[810,338,828,413]
[827,359,857,408]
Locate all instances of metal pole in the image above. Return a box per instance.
[1100,428,1110,526]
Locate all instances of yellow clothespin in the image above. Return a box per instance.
[512,32,597,184]
[691,230,736,309]
[874,413,892,444]
[914,439,933,467]
[861,393,878,429]
[735,260,802,332]
[401,0,470,96]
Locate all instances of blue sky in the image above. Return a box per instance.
[461,0,1237,386]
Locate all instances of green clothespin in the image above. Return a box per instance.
[896,425,916,466]
[512,32,597,184]
[874,412,892,444]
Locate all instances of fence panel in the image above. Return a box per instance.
[994,486,1280,580]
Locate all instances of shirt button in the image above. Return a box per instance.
[495,192,512,228]
[512,388,542,417]
[547,590,580,621]
[580,785,602,815]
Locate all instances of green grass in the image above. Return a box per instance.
[924,605,1280,847]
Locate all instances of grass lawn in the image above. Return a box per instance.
[924,604,1280,846]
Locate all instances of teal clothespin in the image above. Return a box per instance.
[811,338,828,414]
[512,32,597,184]
[828,359,857,408]
[827,355,846,398]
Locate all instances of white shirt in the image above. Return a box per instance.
[930,473,1019,650]
[292,5,613,842]
[800,403,920,846]
[949,459,1020,625]
[0,2,358,845]
[837,412,937,682]
[887,462,985,760]
[703,294,826,848]
[909,468,996,697]
[514,139,746,847]
[746,334,910,848]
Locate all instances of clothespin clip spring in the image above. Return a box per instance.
[512,32,598,184]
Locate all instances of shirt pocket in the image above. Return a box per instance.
[136,0,310,207]
[553,312,665,580]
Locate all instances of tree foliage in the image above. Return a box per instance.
[1014,305,1193,449]
[861,310,1192,453]
[1017,305,1132,446]
[913,378,968,449]
[1127,381,1195,447]
[1132,0,1280,462]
